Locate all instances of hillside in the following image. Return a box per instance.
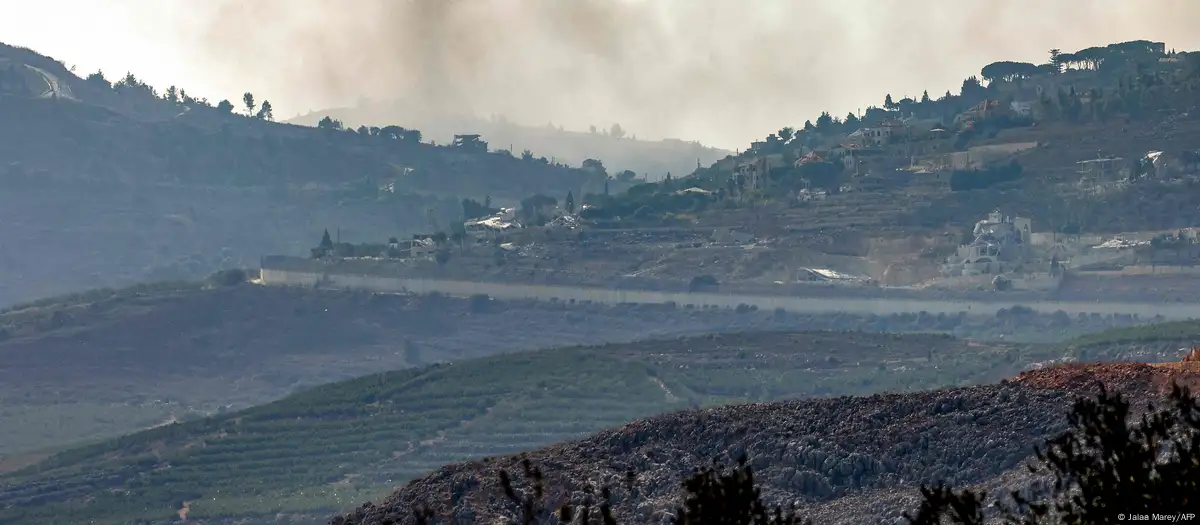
[286,104,733,181]
[0,274,1149,459]
[333,45,1200,300]
[0,42,601,306]
[0,278,877,458]
[542,40,1200,290]
[5,320,1196,525]
[0,330,1077,524]
[0,43,599,199]
[335,353,1200,525]
[15,271,1188,451]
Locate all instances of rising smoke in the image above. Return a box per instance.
[178,0,1200,148]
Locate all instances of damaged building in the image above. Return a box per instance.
[941,210,1032,276]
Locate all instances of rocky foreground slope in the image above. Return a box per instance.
[336,352,1200,525]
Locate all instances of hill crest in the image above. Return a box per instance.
[337,353,1200,525]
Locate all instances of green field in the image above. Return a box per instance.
[0,330,1065,524]
[0,274,1160,460]
[2,313,1196,524]
[1069,318,1200,347]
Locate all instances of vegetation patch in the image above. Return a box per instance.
[0,331,1067,524]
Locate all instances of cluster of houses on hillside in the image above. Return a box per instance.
[716,89,1200,200]
[713,98,1045,195]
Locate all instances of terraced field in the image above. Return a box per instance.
[0,331,1067,524]
[0,275,1153,461]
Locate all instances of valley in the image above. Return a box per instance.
[0,275,1159,459]
[2,322,1195,524]
[0,26,1198,525]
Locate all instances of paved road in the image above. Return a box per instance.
[24,64,76,101]
[259,268,1200,320]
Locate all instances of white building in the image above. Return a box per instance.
[942,210,1033,276]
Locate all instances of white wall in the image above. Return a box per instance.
[259,269,1200,320]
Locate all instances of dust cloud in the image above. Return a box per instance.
[175,0,1200,149]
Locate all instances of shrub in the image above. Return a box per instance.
[950,160,1023,191]
[207,268,248,287]
[689,274,719,292]
[468,294,492,314]
[409,456,813,525]
[907,384,1199,524]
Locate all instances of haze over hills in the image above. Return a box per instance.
[286,106,733,182]
[2,6,1200,525]
[38,0,1199,149]
[0,42,605,306]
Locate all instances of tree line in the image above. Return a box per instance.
[84,70,277,120]
[739,39,1188,158]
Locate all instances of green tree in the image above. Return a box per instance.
[317,116,344,131]
[462,198,497,221]
[778,126,794,143]
[449,226,466,254]
[960,76,985,98]
[85,70,110,88]
[1048,48,1063,73]
[242,92,256,116]
[815,112,833,131]
[565,191,575,214]
[980,61,1041,83]
[452,134,488,152]
[884,93,896,110]
[582,158,608,178]
[216,99,234,114]
[920,90,931,104]
[908,384,1199,524]
[164,85,179,103]
[256,100,274,121]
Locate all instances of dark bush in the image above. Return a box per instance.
[207,268,248,287]
[950,160,1023,191]
[689,274,719,292]
[468,294,492,314]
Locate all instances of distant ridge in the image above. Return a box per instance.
[286,102,733,181]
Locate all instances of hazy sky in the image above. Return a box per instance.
[2,0,1198,149]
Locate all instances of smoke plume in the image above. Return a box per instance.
[174,0,1200,148]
